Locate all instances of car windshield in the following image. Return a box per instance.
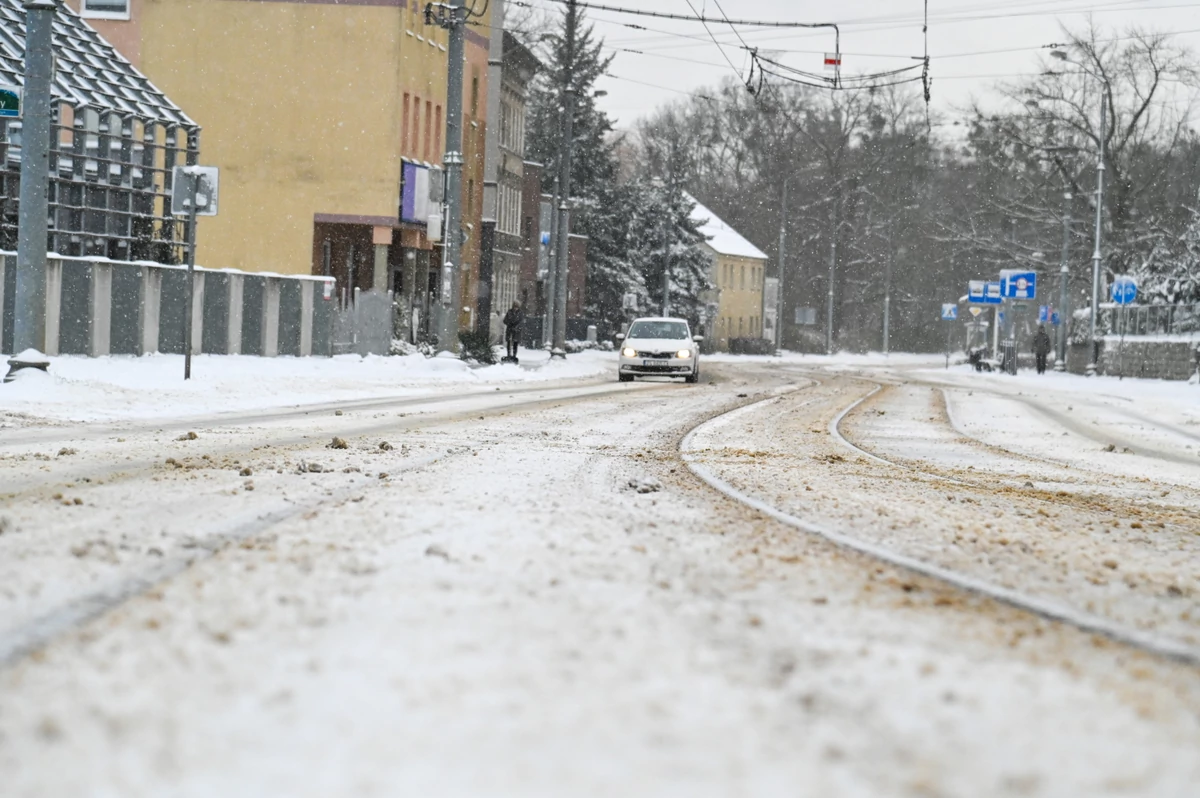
[627,321,688,340]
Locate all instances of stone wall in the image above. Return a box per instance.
[1068,338,1200,381]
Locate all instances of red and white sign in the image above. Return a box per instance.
[322,280,334,301]
[824,53,842,70]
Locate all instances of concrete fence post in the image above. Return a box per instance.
[0,254,6,354]
[44,258,63,356]
[263,277,281,357]
[300,280,314,356]
[90,262,113,357]
[190,271,205,356]
[228,273,244,355]
[140,264,162,355]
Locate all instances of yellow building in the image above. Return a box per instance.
[689,197,768,351]
[71,0,490,335]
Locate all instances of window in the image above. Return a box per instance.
[424,101,432,161]
[740,265,745,290]
[81,0,129,20]
[626,321,688,340]
[434,105,442,160]
[471,73,480,117]
[411,97,421,158]
[401,94,410,154]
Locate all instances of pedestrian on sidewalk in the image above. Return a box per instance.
[1032,324,1052,375]
[503,301,524,361]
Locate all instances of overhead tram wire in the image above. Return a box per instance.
[681,0,746,88]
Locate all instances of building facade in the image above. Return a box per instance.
[689,196,768,351]
[71,0,492,342]
[489,31,539,320]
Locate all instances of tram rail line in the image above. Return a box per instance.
[681,384,1200,668]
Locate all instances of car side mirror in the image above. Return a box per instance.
[692,335,704,343]
[615,333,625,341]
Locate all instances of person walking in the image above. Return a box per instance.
[1032,324,1052,375]
[502,301,524,362]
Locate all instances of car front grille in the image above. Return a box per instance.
[637,351,678,359]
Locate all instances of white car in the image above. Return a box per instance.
[616,317,702,383]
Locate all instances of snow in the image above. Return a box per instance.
[0,348,616,423]
[686,194,769,261]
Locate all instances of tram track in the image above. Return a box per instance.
[682,380,1200,668]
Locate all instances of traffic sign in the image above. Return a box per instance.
[1000,270,1037,299]
[969,306,983,317]
[941,303,958,321]
[984,281,1003,304]
[171,166,220,217]
[1051,311,1061,325]
[968,280,986,303]
[1038,305,1049,323]
[0,86,20,118]
[1112,275,1138,305]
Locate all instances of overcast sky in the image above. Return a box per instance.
[526,0,1200,128]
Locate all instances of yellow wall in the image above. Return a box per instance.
[72,0,489,290]
[711,249,766,350]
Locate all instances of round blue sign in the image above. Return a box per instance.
[1112,276,1138,305]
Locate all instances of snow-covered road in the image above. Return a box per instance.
[2,355,1199,796]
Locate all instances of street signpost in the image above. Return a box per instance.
[1000,269,1037,299]
[968,280,985,303]
[1112,275,1138,305]
[171,166,220,380]
[941,304,957,368]
[984,281,1003,303]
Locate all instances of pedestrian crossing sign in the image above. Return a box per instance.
[941,304,957,321]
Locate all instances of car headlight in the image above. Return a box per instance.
[676,349,692,359]
[622,347,637,358]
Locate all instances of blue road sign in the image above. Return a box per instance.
[984,281,1003,304]
[1038,305,1049,324]
[1051,311,1061,325]
[0,86,19,119]
[1112,275,1138,305]
[968,280,986,303]
[1000,270,1037,299]
[998,311,1006,327]
[942,303,958,321]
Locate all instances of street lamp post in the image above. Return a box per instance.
[1051,48,1107,376]
[1055,191,1071,371]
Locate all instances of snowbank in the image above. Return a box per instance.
[0,349,615,423]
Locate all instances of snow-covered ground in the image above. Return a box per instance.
[3,355,1200,796]
[0,348,616,423]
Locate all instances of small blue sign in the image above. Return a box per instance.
[942,304,958,321]
[998,311,1006,327]
[1001,270,1037,300]
[968,280,986,303]
[1051,311,1061,326]
[540,232,551,246]
[984,281,1003,304]
[1112,275,1138,305]
[1038,305,1049,324]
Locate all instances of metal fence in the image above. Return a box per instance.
[1098,303,1200,337]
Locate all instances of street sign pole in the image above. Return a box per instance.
[183,173,198,380]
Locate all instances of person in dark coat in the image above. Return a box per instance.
[503,301,524,360]
[1032,324,1053,374]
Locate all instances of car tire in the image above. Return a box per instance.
[684,368,699,384]
[619,374,633,383]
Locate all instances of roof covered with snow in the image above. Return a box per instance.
[686,193,768,261]
[0,1,195,126]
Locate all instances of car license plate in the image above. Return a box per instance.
[643,359,669,367]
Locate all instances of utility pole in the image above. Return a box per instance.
[1086,93,1107,377]
[883,234,893,356]
[551,0,578,356]
[826,200,838,355]
[477,0,505,334]
[544,173,559,347]
[12,0,56,359]
[776,178,787,350]
[429,0,467,352]
[1055,190,1071,371]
